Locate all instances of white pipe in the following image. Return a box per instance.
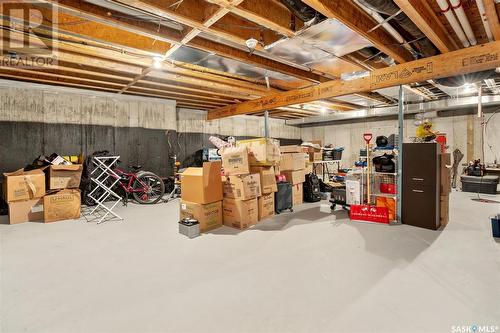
[435,0,470,47]
[476,0,494,41]
[449,0,477,45]
[354,0,414,54]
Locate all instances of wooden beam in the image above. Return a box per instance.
[302,0,414,63]
[484,0,500,40]
[393,0,459,53]
[207,41,500,119]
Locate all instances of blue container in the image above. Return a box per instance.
[492,217,500,238]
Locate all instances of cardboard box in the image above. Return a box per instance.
[280,145,302,153]
[180,200,222,233]
[8,198,44,224]
[282,170,305,185]
[2,169,46,203]
[236,138,280,166]
[181,161,223,204]
[43,189,81,223]
[309,151,322,162]
[258,193,274,220]
[292,183,303,206]
[440,153,451,195]
[440,195,449,227]
[280,153,306,171]
[223,198,258,229]
[47,164,83,190]
[221,146,250,175]
[250,166,277,194]
[222,174,261,200]
[305,162,313,174]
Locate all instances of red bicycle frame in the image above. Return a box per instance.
[110,167,149,195]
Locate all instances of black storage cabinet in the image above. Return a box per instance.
[402,143,441,230]
[275,182,293,214]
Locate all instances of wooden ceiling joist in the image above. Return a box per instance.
[302,0,414,64]
[484,0,500,40]
[207,41,500,119]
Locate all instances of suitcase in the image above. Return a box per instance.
[274,182,293,214]
[304,173,321,202]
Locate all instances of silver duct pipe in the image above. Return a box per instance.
[285,95,500,125]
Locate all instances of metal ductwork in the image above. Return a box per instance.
[357,46,394,66]
[279,0,323,22]
[435,70,496,87]
[356,0,438,58]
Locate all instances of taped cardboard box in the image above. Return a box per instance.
[223,198,258,229]
[180,200,222,233]
[250,166,277,194]
[2,169,46,203]
[236,138,280,166]
[47,164,83,190]
[292,183,303,206]
[280,153,306,171]
[258,193,274,221]
[222,174,261,200]
[309,152,322,162]
[282,170,305,185]
[221,146,250,175]
[181,161,223,204]
[280,145,303,154]
[43,189,81,223]
[8,198,44,224]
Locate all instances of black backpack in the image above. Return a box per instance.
[304,173,321,202]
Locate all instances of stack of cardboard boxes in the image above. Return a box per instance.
[440,153,451,226]
[280,145,307,206]
[3,164,83,224]
[179,161,223,233]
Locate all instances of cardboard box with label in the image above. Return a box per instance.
[250,166,277,194]
[280,153,306,171]
[3,169,46,203]
[8,198,44,224]
[43,189,81,223]
[236,138,280,166]
[282,170,305,185]
[47,164,83,190]
[280,145,303,154]
[258,193,274,221]
[180,200,222,233]
[223,198,258,229]
[309,151,322,162]
[222,174,261,200]
[221,146,250,175]
[292,183,303,206]
[181,161,223,204]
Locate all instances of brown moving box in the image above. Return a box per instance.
[8,198,44,224]
[280,145,303,153]
[180,200,222,233]
[440,195,449,227]
[440,153,451,194]
[47,164,83,190]
[3,169,46,203]
[258,193,274,221]
[222,174,261,200]
[292,183,303,206]
[223,198,258,229]
[221,146,250,175]
[43,189,81,223]
[236,138,280,166]
[282,170,305,185]
[309,151,322,162]
[250,166,277,194]
[280,153,306,171]
[181,161,223,204]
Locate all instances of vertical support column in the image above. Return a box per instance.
[264,110,269,138]
[397,85,404,224]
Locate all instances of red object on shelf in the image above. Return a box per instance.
[436,133,447,154]
[380,183,396,194]
[350,205,389,224]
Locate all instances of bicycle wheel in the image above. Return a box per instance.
[132,172,165,204]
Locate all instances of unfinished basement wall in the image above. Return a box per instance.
[0,80,301,177]
[300,114,500,167]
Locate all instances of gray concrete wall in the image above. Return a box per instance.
[300,112,500,167]
[0,80,300,177]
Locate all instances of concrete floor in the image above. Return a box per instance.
[1,191,499,333]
